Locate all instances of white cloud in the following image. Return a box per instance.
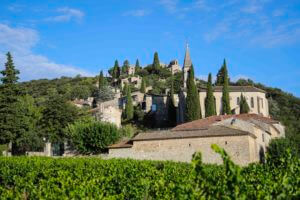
[204,22,229,42]
[0,24,92,81]
[7,4,25,12]
[159,0,178,13]
[46,7,84,23]
[123,9,151,17]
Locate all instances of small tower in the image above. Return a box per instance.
[183,43,192,88]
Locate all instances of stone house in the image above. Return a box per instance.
[168,60,181,74]
[121,76,142,89]
[108,114,285,165]
[90,99,122,127]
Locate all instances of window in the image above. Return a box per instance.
[237,97,240,105]
[151,104,157,111]
[251,97,254,108]
[262,133,265,142]
[142,102,146,110]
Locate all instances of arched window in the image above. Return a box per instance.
[251,97,254,108]
[237,97,240,105]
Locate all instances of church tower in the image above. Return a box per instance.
[183,43,192,88]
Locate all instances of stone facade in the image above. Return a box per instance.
[121,76,142,89]
[168,60,181,74]
[108,114,285,165]
[178,86,269,124]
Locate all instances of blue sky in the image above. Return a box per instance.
[0,0,300,97]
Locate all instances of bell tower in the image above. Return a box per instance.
[183,43,192,88]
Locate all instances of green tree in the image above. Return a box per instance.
[168,75,177,126]
[140,77,146,93]
[112,60,120,79]
[221,61,231,115]
[135,59,141,73]
[40,94,82,143]
[0,52,21,145]
[239,94,250,114]
[216,59,230,85]
[66,117,121,154]
[185,65,201,121]
[98,71,105,89]
[122,82,128,96]
[122,60,130,74]
[205,73,216,117]
[152,52,160,73]
[12,95,44,154]
[125,86,134,120]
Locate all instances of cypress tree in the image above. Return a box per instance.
[240,94,250,114]
[168,75,177,126]
[205,73,216,117]
[122,82,128,96]
[185,65,201,122]
[122,60,130,74]
[221,61,231,115]
[135,59,141,73]
[140,77,146,93]
[125,86,134,120]
[152,52,160,73]
[98,71,105,89]
[113,60,120,79]
[0,52,20,145]
[216,59,230,85]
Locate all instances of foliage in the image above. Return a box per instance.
[40,94,83,143]
[140,77,146,93]
[65,118,121,154]
[185,65,201,122]
[0,52,21,145]
[122,60,130,75]
[94,85,116,103]
[135,59,142,72]
[216,59,230,85]
[124,87,134,121]
[110,60,121,79]
[205,73,216,117]
[11,95,44,154]
[239,93,250,114]
[152,52,160,73]
[98,71,106,89]
[0,145,299,199]
[221,60,231,114]
[266,138,299,166]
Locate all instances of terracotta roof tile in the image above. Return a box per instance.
[172,114,278,131]
[132,125,255,141]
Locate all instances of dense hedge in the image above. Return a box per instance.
[0,146,299,199]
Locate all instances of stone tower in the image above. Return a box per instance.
[183,43,192,88]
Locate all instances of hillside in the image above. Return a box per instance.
[19,74,300,147]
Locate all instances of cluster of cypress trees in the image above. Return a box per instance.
[239,94,250,114]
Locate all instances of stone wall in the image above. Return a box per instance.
[109,135,257,166]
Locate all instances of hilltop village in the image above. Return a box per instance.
[69,45,285,165]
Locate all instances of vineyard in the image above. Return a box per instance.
[0,145,299,199]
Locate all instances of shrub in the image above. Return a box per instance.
[65,118,121,154]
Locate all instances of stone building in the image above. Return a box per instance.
[90,99,122,127]
[177,44,269,124]
[167,60,181,74]
[108,114,285,165]
[121,76,142,89]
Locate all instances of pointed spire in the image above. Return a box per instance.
[183,43,192,68]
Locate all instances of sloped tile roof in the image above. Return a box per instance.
[108,139,132,149]
[172,114,278,131]
[132,125,255,141]
[199,86,266,93]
